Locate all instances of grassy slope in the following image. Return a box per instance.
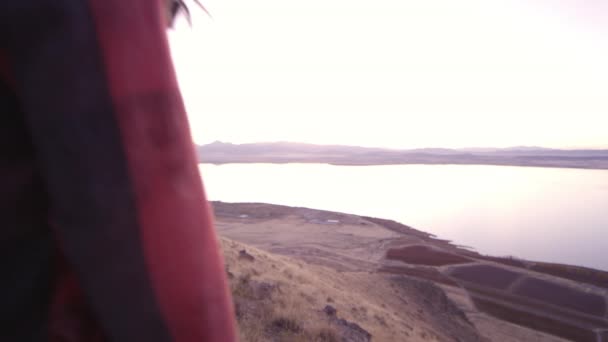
[220,238,481,342]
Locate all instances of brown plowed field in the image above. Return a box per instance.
[386,245,472,266]
[513,278,607,316]
[449,265,521,290]
[530,263,608,289]
[378,266,459,287]
[471,295,599,342]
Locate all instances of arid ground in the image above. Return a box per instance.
[213,202,608,341]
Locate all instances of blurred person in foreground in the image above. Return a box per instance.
[0,0,237,341]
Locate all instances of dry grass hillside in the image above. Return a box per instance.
[221,238,483,341]
[215,202,604,341]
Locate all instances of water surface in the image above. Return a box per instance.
[200,163,608,271]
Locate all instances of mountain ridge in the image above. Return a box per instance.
[197,141,608,170]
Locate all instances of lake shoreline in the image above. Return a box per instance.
[212,201,608,341]
[200,163,608,271]
[211,200,606,273]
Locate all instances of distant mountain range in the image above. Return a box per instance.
[197,141,608,170]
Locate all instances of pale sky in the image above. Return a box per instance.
[168,0,608,149]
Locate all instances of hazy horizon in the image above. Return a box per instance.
[200,139,608,151]
[169,0,607,150]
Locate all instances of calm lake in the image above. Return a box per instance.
[199,163,608,271]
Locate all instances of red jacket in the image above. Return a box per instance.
[0,1,237,341]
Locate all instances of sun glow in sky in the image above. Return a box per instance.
[168,0,607,149]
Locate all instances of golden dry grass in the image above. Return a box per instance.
[220,237,456,342]
[214,203,579,342]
